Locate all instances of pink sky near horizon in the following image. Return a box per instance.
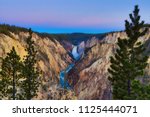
[0,0,149,33]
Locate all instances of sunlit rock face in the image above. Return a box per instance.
[61,40,73,52]
[85,36,99,48]
[78,41,85,56]
[0,32,73,99]
[69,29,150,100]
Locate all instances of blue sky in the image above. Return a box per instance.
[0,0,150,33]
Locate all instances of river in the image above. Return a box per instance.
[59,43,85,89]
[59,64,74,89]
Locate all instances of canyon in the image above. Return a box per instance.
[0,26,150,99]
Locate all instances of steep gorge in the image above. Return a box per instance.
[68,29,150,100]
[0,31,73,99]
[1,28,150,100]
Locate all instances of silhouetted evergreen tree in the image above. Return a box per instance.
[0,47,23,100]
[108,5,148,99]
[22,29,40,100]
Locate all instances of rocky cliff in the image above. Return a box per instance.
[0,31,75,99]
[68,29,150,100]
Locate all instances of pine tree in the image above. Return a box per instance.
[0,47,23,100]
[108,5,148,99]
[22,28,40,100]
[130,80,150,99]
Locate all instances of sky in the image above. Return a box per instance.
[0,0,150,33]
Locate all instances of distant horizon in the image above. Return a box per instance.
[33,27,124,34]
[1,0,149,33]
[0,23,124,34]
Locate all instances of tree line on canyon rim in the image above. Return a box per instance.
[0,29,40,100]
[0,5,150,100]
